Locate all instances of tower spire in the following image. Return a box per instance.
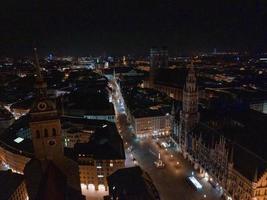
[179,58,199,155]
[113,68,116,80]
[229,144,234,163]
[253,168,258,182]
[185,61,197,92]
[33,48,43,81]
[33,48,47,98]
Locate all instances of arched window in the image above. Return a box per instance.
[52,128,57,136]
[44,129,48,137]
[36,130,40,138]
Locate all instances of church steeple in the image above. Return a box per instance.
[29,48,63,161]
[27,50,83,194]
[33,48,47,98]
[253,168,258,182]
[113,68,116,80]
[179,60,200,154]
[185,62,197,93]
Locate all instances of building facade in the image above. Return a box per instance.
[131,114,172,138]
[75,124,125,191]
[226,148,267,200]
[79,156,125,191]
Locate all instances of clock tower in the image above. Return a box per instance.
[25,49,83,196]
[29,48,63,161]
[179,62,199,156]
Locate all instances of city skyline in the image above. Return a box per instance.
[0,1,267,200]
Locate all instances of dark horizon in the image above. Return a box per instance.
[1,0,267,56]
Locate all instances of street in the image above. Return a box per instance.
[111,78,222,200]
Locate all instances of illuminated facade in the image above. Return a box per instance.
[131,114,172,138]
[79,157,125,191]
[179,64,199,156]
[8,181,28,200]
[187,125,267,200]
[226,150,267,200]
[0,146,31,174]
[75,124,125,191]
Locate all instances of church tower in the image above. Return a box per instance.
[28,48,82,193]
[29,48,63,161]
[179,62,199,154]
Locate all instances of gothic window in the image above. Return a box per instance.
[52,128,57,136]
[44,129,48,137]
[36,130,40,138]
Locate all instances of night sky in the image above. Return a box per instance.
[1,0,267,56]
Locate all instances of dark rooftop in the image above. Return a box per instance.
[0,115,121,159]
[107,166,160,200]
[0,170,25,200]
[0,106,14,121]
[122,87,178,118]
[74,123,125,160]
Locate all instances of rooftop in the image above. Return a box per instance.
[192,108,267,181]
[0,115,121,159]
[107,166,160,200]
[122,87,178,118]
[74,123,125,160]
[0,170,25,200]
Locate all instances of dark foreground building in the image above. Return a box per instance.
[0,170,28,200]
[105,166,160,200]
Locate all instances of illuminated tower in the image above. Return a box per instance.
[179,62,199,155]
[28,48,81,192]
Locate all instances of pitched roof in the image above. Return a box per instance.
[24,159,85,200]
[35,161,67,200]
[74,124,125,160]
[0,170,24,200]
[107,166,160,200]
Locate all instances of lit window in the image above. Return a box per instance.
[14,137,24,143]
